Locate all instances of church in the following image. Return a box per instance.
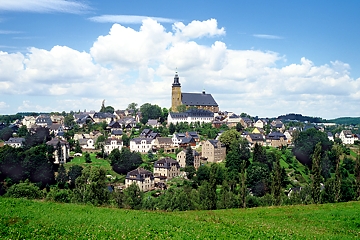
[171,72,219,113]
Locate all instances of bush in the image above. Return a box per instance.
[46,187,73,203]
[5,180,43,199]
[246,195,260,208]
[258,194,274,207]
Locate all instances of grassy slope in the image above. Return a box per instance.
[1,198,360,239]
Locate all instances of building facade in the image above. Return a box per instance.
[202,139,226,163]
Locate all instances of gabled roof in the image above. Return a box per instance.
[154,157,180,170]
[5,137,25,144]
[131,137,153,144]
[111,129,123,135]
[169,109,214,118]
[266,132,287,140]
[156,137,173,145]
[181,92,218,107]
[208,139,222,148]
[105,138,122,144]
[46,138,69,147]
[248,134,264,141]
[93,112,114,119]
[126,168,154,181]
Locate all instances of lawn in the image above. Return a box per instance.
[1,198,360,239]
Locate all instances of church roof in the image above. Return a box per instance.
[181,92,218,107]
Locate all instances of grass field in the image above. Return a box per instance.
[1,198,359,239]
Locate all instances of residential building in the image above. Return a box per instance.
[202,139,226,163]
[153,157,180,181]
[78,138,95,150]
[168,109,214,125]
[266,132,287,148]
[35,115,53,127]
[130,138,155,153]
[104,138,123,155]
[176,149,201,169]
[4,137,25,148]
[153,137,174,153]
[125,168,154,192]
[171,132,196,148]
[339,130,355,145]
[46,138,70,164]
[246,134,265,148]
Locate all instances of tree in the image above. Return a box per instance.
[127,102,138,115]
[169,123,176,135]
[110,148,142,174]
[17,125,28,138]
[0,127,13,141]
[56,164,68,188]
[311,142,322,204]
[74,140,82,153]
[195,165,210,184]
[123,182,143,209]
[147,149,154,162]
[140,103,162,124]
[239,161,247,208]
[355,148,360,199]
[68,165,83,188]
[64,114,75,127]
[225,138,250,175]
[122,134,130,147]
[84,152,91,163]
[292,128,332,166]
[185,145,194,167]
[272,153,282,205]
[333,145,342,202]
[219,129,241,152]
[176,104,187,113]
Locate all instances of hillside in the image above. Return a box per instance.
[1,198,359,239]
[326,117,360,125]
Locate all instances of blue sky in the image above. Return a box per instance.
[0,0,359,119]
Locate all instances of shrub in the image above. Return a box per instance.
[46,187,73,203]
[246,195,260,208]
[5,180,43,199]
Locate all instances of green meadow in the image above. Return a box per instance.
[1,198,359,239]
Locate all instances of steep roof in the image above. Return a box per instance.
[126,168,154,181]
[154,157,180,169]
[267,132,287,140]
[181,92,218,107]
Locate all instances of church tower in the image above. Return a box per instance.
[171,71,182,112]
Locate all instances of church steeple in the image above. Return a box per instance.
[172,71,181,87]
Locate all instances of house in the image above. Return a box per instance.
[167,109,214,125]
[153,157,180,181]
[246,134,265,148]
[78,138,95,150]
[139,129,159,139]
[176,149,201,169]
[326,132,334,141]
[153,137,174,153]
[130,138,155,154]
[104,138,123,155]
[48,124,64,136]
[22,116,36,128]
[92,112,115,124]
[50,115,64,124]
[252,127,264,134]
[266,132,287,148]
[240,117,253,128]
[125,168,154,192]
[146,119,160,128]
[226,114,241,128]
[202,139,226,163]
[284,130,293,144]
[110,129,123,139]
[4,137,25,148]
[46,138,70,164]
[339,130,355,145]
[35,115,53,127]
[254,119,266,129]
[74,113,94,127]
[172,133,196,148]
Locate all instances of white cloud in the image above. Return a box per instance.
[1,18,359,118]
[88,15,176,24]
[253,34,283,39]
[0,101,9,109]
[0,0,90,14]
[0,30,22,34]
[173,19,225,39]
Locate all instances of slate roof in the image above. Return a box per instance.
[169,109,214,118]
[126,168,154,181]
[46,138,69,147]
[93,112,115,119]
[248,134,264,141]
[208,139,222,148]
[5,137,25,144]
[111,129,123,135]
[266,132,287,140]
[154,157,180,170]
[105,138,122,144]
[181,92,218,107]
[131,137,153,144]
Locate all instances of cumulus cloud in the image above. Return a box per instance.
[0,0,90,14]
[1,18,359,118]
[0,101,9,109]
[88,15,176,24]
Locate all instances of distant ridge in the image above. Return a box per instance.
[277,113,323,123]
[325,117,360,125]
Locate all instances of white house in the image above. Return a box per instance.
[46,138,70,164]
[104,138,123,154]
[167,109,214,125]
[5,137,25,148]
[125,168,154,192]
[339,130,355,145]
[130,138,155,153]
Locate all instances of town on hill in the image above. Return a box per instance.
[0,72,360,210]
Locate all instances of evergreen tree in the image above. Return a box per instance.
[185,145,194,167]
[56,164,68,188]
[311,142,322,204]
[68,165,83,188]
[123,182,143,209]
[84,152,91,163]
[74,140,82,153]
[239,161,247,208]
[272,153,282,205]
[333,145,342,202]
[355,148,360,200]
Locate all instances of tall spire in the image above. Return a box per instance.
[172,70,181,87]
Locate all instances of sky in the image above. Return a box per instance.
[0,0,360,119]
